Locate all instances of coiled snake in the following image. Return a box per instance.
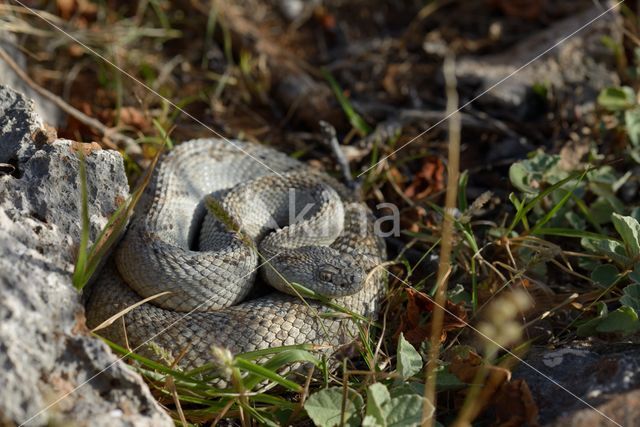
[86,139,386,368]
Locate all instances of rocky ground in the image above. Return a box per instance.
[0,86,171,426]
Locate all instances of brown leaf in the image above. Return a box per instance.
[449,349,484,383]
[396,288,468,347]
[56,0,76,20]
[399,206,427,234]
[313,7,337,32]
[492,379,540,427]
[450,350,512,421]
[56,0,97,22]
[404,156,445,200]
[70,141,102,156]
[112,107,152,132]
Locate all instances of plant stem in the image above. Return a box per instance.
[423,54,461,426]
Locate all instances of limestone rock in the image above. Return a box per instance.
[513,342,640,426]
[0,85,172,426]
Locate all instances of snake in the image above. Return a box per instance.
[85,138,386,369]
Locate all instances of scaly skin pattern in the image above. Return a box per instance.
[85,139,386,368]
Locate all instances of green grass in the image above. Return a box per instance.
[323,68,372,136]
[72,148,161,291]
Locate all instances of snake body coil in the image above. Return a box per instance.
[86,139,386,368]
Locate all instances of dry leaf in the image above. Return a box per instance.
[56,0,76,20]
[493,379,540,427]
[70,141,102,156]
[404,155,445,200]
[450,350,512,421]
[396,288,468,347]
[112,107,152,131]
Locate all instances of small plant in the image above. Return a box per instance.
[304,334,434,427]
[508,150,632,234]
[598,86,640,164]
[72,150,159,291]
[506,145,640,338]
[104,339,326,426]
[576,214,640,336]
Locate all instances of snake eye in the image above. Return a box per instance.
[318,270,333,282]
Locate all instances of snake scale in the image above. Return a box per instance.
[86,138,386,369]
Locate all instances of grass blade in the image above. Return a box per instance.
[506,169,590,236]
[322,68,372,135]
[72,149,161,291]
[72,150,91,290]
[235,357,303,392]
[532,227,622,241]
[531,183,582,234]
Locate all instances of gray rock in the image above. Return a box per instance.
[0,85,172,426]
[513,342,640,426]
[456,3,621,118]
[0,30,65,127]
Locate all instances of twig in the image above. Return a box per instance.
[319,120,360,192]
[0,45,141,156]
[352,101,518,138]
[423,54,461,427]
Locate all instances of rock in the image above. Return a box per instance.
[512,342,640,426]
[456,3,621,120]
[0,31,65,127]
[0,85,172,426]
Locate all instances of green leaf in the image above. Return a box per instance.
[365,383,391,426]
[621,284,640,314]
[625,108,640,147]
[389,383,425,398]
[305,387,363,427]
[630,264,640,283]
[590,264,620,287]
[611,213,640,258]
[364,384,432,427]
[597,86,636,111]
[385,395,431,427]
[509,162,536,193]
[595,239,632,266]
[362,415,380,427]
[396,333,422,379]
[587,197,616,225]
[565,211,586,230]
[436,369,466,390]
[596,306,640,335]
[576,302,608,337]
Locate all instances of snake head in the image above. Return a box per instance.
[263,247,366,298]
[313,256,365,297]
